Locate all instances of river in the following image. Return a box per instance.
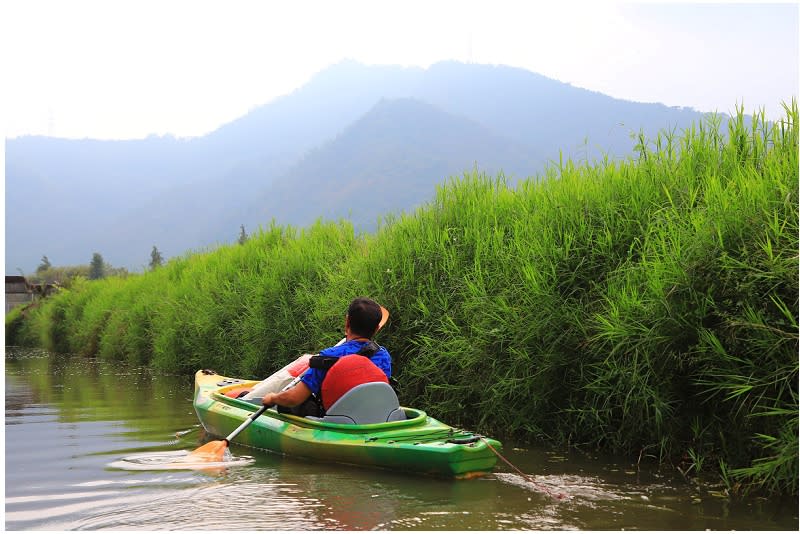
[5,347,797,530]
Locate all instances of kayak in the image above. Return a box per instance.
[193,369,502,478]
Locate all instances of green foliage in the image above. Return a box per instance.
[5,306,28,345]
[8,103,797,497]
[34,286,72,353]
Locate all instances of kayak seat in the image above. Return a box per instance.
[308,382,406,425]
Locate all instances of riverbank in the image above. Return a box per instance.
[7,104,798,497]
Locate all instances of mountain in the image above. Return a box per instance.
[413,61,703,161]
[238,97,540,232]
[5,60,711,273]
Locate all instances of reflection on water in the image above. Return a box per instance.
[5,347,799,530]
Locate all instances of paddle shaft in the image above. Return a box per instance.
[224,404,269,444]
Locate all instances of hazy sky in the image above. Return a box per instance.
[3,1,798,140]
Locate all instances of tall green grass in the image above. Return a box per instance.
[7,103,797,496]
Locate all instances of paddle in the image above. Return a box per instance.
[184,404,270,462]
[185,304,390,462]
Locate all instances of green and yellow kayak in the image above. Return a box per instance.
[193,370,502,478]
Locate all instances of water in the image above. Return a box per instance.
[5,347,797,530]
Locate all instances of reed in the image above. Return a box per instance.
[7,103,797,496]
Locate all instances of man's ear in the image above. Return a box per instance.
[344,314,351,335]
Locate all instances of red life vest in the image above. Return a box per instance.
[320,354,388,411]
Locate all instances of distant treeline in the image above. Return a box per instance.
[26,252,131,287]
[7,104,797,497]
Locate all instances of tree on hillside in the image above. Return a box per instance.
[36,255,52,273]
[238,224,248,245]
[149,245,163,270]
[89,252,105,280]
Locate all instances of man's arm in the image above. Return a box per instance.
[262,381,312,408]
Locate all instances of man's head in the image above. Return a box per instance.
[346,297,383,338]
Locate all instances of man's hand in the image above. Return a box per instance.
[262,393,276,407]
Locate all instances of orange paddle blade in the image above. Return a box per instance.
[184,440,228,462]
[378,305,389,330]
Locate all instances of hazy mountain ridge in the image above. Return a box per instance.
[414,62,703,161]
[5,60,710,272]
[238,97,540,232]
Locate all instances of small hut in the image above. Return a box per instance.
[5,275,34,313]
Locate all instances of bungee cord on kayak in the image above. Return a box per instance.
[364,427,480,444]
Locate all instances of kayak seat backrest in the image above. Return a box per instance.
[308,382,406,425]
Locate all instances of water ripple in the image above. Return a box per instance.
[6,476,323,531]
[69,482,321,530]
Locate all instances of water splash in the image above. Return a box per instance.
[494,472,623,502]
[108,450,255,471]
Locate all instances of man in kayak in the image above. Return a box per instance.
[260,297,392,417]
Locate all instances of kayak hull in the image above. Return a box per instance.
[193,369,501,477]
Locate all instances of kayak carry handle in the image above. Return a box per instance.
[447,435,481,444]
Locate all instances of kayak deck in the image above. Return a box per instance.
[193,369,501,478]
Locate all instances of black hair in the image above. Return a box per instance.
[347,297,382,338]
